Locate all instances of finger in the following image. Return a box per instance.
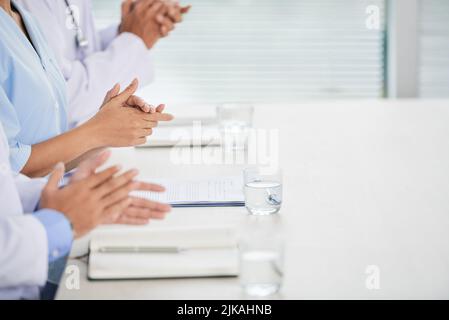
[96,169,139,198]
[160,19,175,36]
[113,79,139,105]
[72,149,111,182]
[143,1,165,22]
[45,162,65,191]
[167,5,182,23]
[148,105,156,114]
[143,112,174,122]
[139,128,154,137]
[134,181,165,192]
[132,137,148,146]
[156,104,165,113]
[100,181,139,208]
[121,0,133,17]
[141,121,159,129]
[126,95,146,108]
[86,165,122,188]
[123,207,168,220]
[102,198,132,224]
[139,104,151,113]
[135,0,156,12]
[130,196,172,212]
[149,1,164,14]
[126,96,151,112]
[115,215,150,225]
[180,5,191,14]
[103,83,120,105]
[160,26,174,37]
[155,10,168,24]
[160,27,169,38]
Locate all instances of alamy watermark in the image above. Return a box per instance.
[365,5,381,30]
[64,264,81,291]
[167,121,280,175]
[365,265,381,290]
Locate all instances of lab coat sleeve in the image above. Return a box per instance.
[65,32,155,127]
[14,174,47,213]
[98,24,119,50]
[0,215,48,288]
[0,87,32,173]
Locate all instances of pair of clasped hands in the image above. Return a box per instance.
[39,79,174,239]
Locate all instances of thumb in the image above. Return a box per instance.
[181,5,191,14]
[46,162,65,191]
[102,83,120,105]
[156,104,166,113]
[71,150,111,182]
[113,79,139,105]
[121,0,133,16]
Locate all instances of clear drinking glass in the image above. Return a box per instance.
[244,167,282,215]
[217,103,254,150]
[239,221,284,297]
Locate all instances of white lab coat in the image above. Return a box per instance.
[0,124,48,300]
[16,0,155,127]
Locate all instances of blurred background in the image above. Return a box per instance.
[92,0,449,104]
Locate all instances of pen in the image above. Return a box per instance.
[98,246,181,254]
[97,245,236,254]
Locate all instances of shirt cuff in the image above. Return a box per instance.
[117,31,151,55]
[9,142,31,173]
[111,32,155,84]
[33,210,73,263]
[99,24,119,49]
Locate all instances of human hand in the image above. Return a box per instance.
[85,79,174,147]
[40,162,141,238]
[103,182,172,225]
[70,149,112,182]
[119,0,166,48]
[156,1,191,37]
[102,83,156,114]
[70,151,171,226]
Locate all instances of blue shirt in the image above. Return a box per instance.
[33,209,73,263]
[0,3,68,173]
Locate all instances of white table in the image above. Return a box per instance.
[57,100,449,300]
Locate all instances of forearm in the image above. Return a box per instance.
[21,123,101,177]
[66,147,107,172]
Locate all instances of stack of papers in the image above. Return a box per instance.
[88,227,239,280]
[131,176,245,207]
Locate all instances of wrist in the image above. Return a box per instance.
[78,119,106,149]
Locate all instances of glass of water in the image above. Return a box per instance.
[239,222,284,297]
[217,103,254,150]
[244,167,282,215]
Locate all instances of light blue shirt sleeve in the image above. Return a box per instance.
[33,209,73,263]
[0,87,32,173]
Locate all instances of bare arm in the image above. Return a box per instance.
[21,122,100,177]
[21,80,173,178]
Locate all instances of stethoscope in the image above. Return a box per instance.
[64,0,89,50]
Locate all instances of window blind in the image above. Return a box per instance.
[418,0,449,98]
[92,0,386,104]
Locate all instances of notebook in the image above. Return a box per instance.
[130,176,245,207]
[88,227,239,280]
